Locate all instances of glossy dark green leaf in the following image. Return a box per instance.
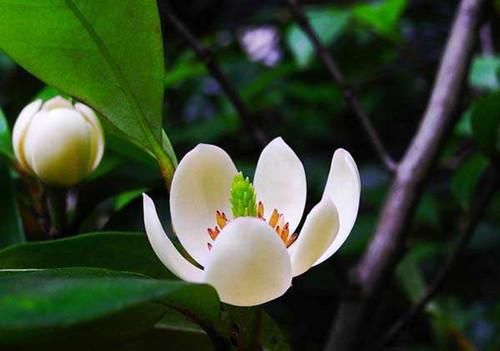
[0,0,173,166]
[470,91,500,156]
[0,268,220,346]
[0,161,24,247]
[286,8,350,67]
[451,154,488,209]
[0,232,172,279]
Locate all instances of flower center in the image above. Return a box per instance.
[206,173,298,250]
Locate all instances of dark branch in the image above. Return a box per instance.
[285,0,397,172]
[325,0,486,350]
[164,9,267,147]
[377,167,500,349]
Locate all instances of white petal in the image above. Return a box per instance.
[314,149,360,265]
[23,109,92,187]
[143,194,203,282]
[204,217,292,306]
[170,144,237,267]
[74,102,105,172]
[41,96,73,111]
[12,99,42,172]
[254,137,306,233]
[289,198,339,276]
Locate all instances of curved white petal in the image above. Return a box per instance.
[315,149,360,265]
[170,144,237,267]
[254,137,307,233]
[41,96,73,111]
[289,198,339,276]
[12,99,42,172]
[204,217,292,306]
[143,194,203,282]
[24,109,92,187]
[74,102,105,172]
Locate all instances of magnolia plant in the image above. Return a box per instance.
[12,96,105,187]
[143,137,360,306]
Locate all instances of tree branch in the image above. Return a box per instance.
[164,9,267,147]
[324,0,486,350]
[285,0,397,172]
[377,167,499,349]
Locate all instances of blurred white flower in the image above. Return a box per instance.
[239,26,282,66]
[143,137,360,306]
[12,96,105,187]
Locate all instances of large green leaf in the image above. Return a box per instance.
[0,267,220,346]
[0,162,24,247]
[0,232,172,279]
[287,8,350,68]
[0,0,173,169]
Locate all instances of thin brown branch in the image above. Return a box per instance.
[377,167,499,349]
[164,9,267,147]
[285,0,397,172]
[325,0,486,350]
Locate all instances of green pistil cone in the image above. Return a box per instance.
[230,172,257,218]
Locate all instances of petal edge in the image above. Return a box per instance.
[143,194,203,283]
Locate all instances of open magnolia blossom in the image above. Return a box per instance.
[143,137,360,306]
[12,96,105,187]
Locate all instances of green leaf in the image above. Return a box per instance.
[0,232,172,279]
[451,154,488,209]
[0,267,220,346]
[287,8,350,67]
[469,91,500,156]
[353,0,407,38]
[0,0,173,170]
[0,108,13,160]
[469,55,500,90]
[0,161,24,247]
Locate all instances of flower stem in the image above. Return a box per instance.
[45,186,68,238]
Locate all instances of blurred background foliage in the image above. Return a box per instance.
[1,0,500,350]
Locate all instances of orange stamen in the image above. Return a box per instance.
[257,201,264,218]
[207,227,220,240]
[285,233,298,248]
[277,214,285,229]
[281,223,290,242]
[269,209,280,228]
[216,210,227,229]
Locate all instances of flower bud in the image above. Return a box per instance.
[12,96,105,187]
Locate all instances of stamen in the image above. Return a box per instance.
[207,202,298,250]
[281,223,290,242]
[277,214,285,229]
[257,201,264,219]
[285,233,298,248]
[269,209,280,228]
[216,210,227,229]
[207,227,220,240]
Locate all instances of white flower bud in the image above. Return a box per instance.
[12,96,105,187]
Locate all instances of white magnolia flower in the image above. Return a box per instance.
[12,96,105,187]
[143,137,360,306]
